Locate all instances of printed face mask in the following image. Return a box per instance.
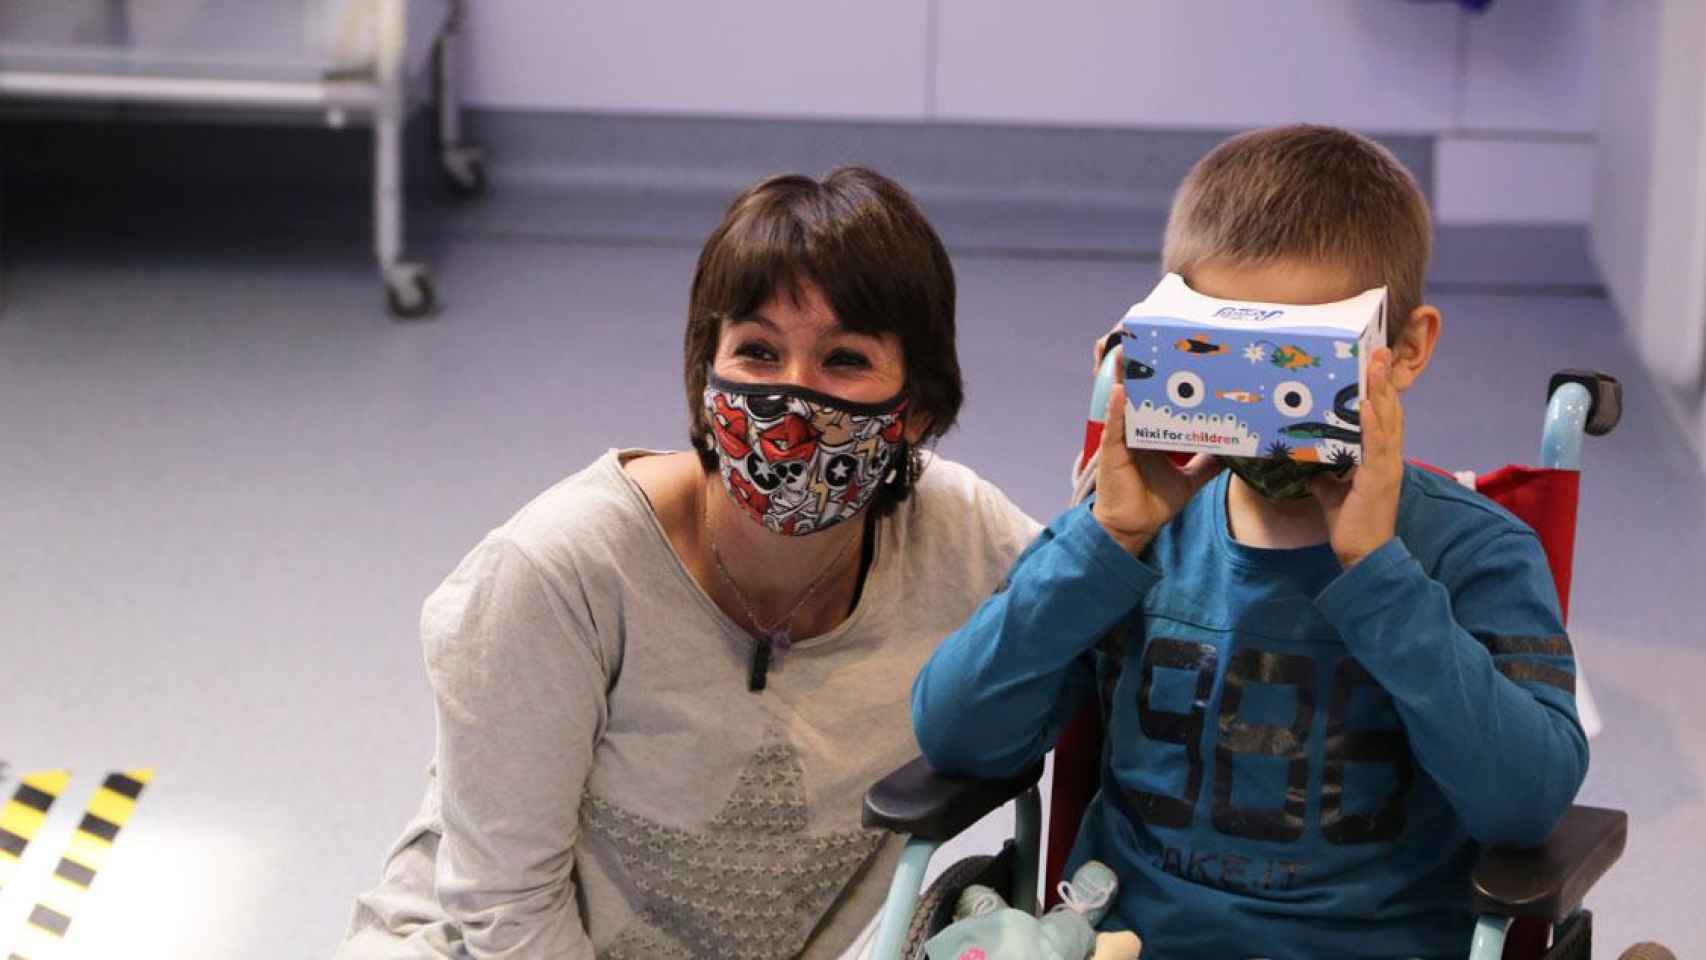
[703,373,908,536]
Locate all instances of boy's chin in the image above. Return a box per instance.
[1221,456,1348,501]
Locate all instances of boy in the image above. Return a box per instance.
[912,126,1586,959]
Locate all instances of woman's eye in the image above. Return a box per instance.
[827,350,870,368]
[733,342,776,362]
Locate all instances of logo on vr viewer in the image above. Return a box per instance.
[1130,425,1243,446]
[1213,306,1285,322]
[1125,400,1263,456]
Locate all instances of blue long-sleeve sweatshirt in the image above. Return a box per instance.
[913,466,1586,960]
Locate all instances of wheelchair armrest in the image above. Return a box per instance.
[1472,804,1627,924]
[861,755,1046,843]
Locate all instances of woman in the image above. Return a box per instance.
[338,167,1040,959]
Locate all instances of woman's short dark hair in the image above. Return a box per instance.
[684,166,961,516]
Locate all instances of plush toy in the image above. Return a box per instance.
[923,861,1142,960]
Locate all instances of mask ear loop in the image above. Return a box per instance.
[883,440,908,486]
[883,439,932,495]
[882,395,926,490]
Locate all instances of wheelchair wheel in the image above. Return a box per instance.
[901,853,998,960]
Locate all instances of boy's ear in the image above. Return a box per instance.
[1389,304,1442,392]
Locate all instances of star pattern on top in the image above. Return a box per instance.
[587,740,883,959]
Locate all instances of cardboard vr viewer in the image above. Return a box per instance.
[1119,273,1387,464]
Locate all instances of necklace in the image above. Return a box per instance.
[704,494,857,692]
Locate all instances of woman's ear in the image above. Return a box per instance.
[903,412,934,445]
[1389,304,1442,392]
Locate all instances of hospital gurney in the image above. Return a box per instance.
[0,0,484,318]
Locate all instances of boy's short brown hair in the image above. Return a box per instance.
[1162,125,1431,342]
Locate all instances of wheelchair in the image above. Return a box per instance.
[862,349,1634,960]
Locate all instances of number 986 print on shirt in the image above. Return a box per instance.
[1120,638,1411,846]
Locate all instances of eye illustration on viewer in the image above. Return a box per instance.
[1167,370,1207,408]
[1273,381,1314,417]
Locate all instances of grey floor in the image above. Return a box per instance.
[2,166,1704,959]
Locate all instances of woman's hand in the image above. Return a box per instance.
[1308,348,1403,569]
[1092,348,1224,556]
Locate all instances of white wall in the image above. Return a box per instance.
[1458,0,1597,135]
[1433,138,1595,225]
[1436,0,1599,225]
[929,2,1459,131]
[461,0,1600,224]
[1592,0,1706,464]
[460,0,928,119]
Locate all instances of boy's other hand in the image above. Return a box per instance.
[1308,348,1403,569]
[1093,348,1224,556]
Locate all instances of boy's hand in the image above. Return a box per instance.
[1093,349,1224,556]
[1308,348,1403,569]
[1092,323,1123,371]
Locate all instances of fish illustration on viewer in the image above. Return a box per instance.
[1215,390,1262,404]
[1125,358,1157,380]
[1175,336,1228,356]
[1269,344,1320,369]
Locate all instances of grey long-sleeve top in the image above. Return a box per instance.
[337,448,1040,959]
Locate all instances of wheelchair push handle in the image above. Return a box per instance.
[1548,370,1622,437]
[1089,332,1125,419]
[1542,370,1621,471]
[1079,332,1127,470]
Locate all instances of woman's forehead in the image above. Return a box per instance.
[753,280,837,327]
[727,299,894,344]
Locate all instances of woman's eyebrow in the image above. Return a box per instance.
[733,313,812,335]
[732,310,890,344]
[732,312,867,337]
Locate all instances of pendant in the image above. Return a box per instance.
[747,639,769,692]
[747,631,790,693]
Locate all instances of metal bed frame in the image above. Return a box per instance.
[0,0,485,318]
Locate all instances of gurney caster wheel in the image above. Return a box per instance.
[386,264,436,320]
[441,145,487,199]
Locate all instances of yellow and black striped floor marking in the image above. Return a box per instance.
[0,771,71,894]
[7,769,151,960]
